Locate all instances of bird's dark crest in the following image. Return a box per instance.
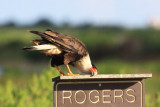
[92,63,97,69]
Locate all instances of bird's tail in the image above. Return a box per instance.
[23,46,39,51]
[23,44,52,51]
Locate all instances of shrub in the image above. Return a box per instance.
[0,67,59,107]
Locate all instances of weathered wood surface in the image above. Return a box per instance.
[53,74,152,81]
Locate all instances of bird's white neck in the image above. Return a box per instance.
[73,54,92,73]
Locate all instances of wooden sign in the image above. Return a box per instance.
[53,74,152,107]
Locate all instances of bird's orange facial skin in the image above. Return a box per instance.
[89,67,97,73]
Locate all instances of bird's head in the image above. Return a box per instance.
[89,64,98,76]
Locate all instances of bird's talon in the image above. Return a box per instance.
[67,73,79,76]
[60,73,65,76]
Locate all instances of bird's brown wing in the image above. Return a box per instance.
[61,35,88,56]
[45,29,88,56]
[29,29,88,56]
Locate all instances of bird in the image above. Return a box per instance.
[23,29,97,76]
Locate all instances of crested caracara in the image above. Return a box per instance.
[23,29,97,76]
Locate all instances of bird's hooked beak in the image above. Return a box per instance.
[89,67,98,76]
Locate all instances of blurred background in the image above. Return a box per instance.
[0,0,160,106]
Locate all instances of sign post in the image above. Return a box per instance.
[52,74,152,107]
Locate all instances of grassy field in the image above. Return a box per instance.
[0,26,160,106]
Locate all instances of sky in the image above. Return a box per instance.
[1,0,160,27]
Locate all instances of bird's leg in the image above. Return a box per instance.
[66,64,74,75]
[66,64,79,76]
[55,65,65,76]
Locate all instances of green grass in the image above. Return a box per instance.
[0,67,59,107]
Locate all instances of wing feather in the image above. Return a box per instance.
[29,30,88,56]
